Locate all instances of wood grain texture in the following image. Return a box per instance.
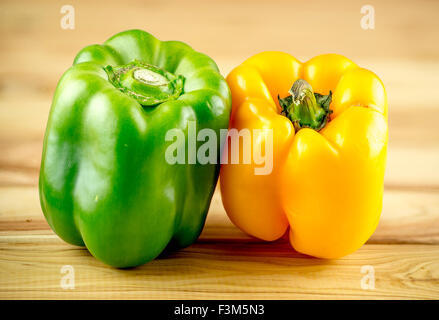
[1,0,439,299]
[1,237,438,300]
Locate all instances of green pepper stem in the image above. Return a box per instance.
[104,60,184,107]
[278,79,332,132]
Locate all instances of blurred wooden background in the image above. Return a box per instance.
[0,0,438,299]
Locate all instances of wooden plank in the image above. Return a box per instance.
[1,1,439,67]
[0,235,438,299]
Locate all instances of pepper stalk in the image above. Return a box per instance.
[104,60,184,107]
[278,79,332,132]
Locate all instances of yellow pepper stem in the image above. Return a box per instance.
[278,79,332,132]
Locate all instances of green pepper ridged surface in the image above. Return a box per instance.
[39,29,231,268]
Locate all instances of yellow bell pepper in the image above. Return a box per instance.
[220,52,388,259]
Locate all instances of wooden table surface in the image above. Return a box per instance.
[1,0,439,299]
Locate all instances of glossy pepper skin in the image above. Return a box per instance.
[39,30,231,267]
[220,52,387,259]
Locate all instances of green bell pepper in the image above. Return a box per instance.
[39,29,231,268]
